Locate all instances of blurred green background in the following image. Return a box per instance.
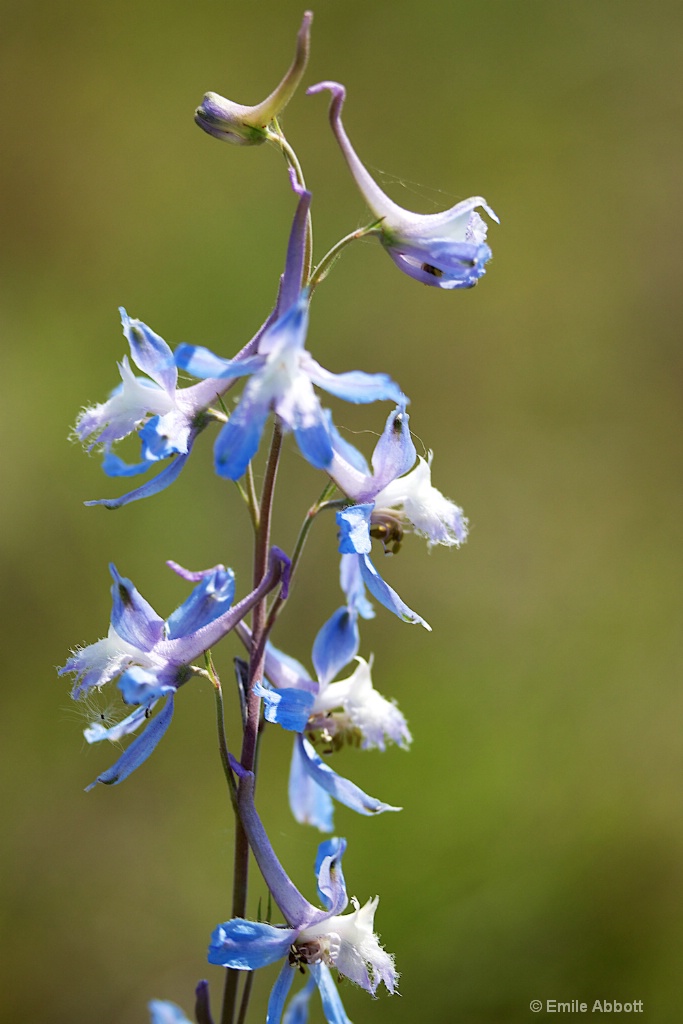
[2,0,682,1021]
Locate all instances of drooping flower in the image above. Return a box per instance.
[208,838,397,1024]
[175,289,406,480]
[60,550,289,789]
[308,81,499,289]
[195,12,312,145]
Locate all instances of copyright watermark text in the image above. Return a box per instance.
[530,999,644,1014]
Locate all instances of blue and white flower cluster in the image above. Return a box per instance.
[62,11,496,1023]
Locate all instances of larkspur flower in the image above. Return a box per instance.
[251,608,409,830]
[308,80,499,289]
[329,402,468,550]
[195,12,312,145]
[208,838,396,1024]
[73,308,273,508]
[175,285,406,480]
[60,549,289,789]
[75,170,311,508]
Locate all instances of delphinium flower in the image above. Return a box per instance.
[73,167,310,509]
[208,837,396,1023]
[308,80,499,288]
[329,404,469,550]
[60,549,289,788]
[73,305,275,509]
[174,283,406,481]
[248,604,410,830]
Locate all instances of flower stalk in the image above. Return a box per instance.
[62,13,498,1023]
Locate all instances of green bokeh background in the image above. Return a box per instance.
[2,1,682,1021]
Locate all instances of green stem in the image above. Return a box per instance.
[309,220,382,293]
[204,656,238,815]
[261,483,339,644]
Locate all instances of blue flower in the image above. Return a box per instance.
[241,612,408,830]
[208,838,397,1023]
[75,173,312,508]
[60,550,289,788]
[329,406,468,549]
[308,81,498,289]
[74,307,265,508]
[175,290,405,480]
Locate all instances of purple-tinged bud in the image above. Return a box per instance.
[195,12,312,145]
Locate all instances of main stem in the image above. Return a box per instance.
[221,421,283,1024]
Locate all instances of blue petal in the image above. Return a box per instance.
[120,308,177,394]
[207,919,296,969]
[174,344,263,380]
[258,295,308,357]
[386,239,492,289]
[255,681,314,732]
[148,999,194,1024]
[357,553,431,629]
[264,642,316,693]
[109,564,165,650]
[327,414,370,475]
[139,416,183,461]
[296,735,402,819]
[85,695,174,790]
[293,413,334,470]
[310,964,353,1024]
[213,394,271,480]
[339,554,375,620]
[306,359,405,407]
[165,567,236,639]
[336,505,373,556]
[118,666,176,704]
[102,451,151,477]
[315,838,348,915]
[282,976,316,1024]
[312,608,359,687]
[85,451,191,508]
[289,738,335,832]
[370,405,416,491]
[267,962,296,1024]
[84,703,150,744]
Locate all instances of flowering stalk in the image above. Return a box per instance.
[62,12,497,1024]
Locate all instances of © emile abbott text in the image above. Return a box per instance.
[543,999,644,1013]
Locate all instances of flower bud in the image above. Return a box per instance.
[195,11,312,145]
